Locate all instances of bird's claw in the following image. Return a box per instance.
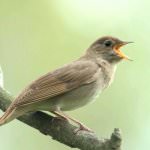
[73,123,94,134]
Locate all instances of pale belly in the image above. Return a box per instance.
[38,80,104,111]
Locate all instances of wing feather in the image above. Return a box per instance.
[13,61,99,107]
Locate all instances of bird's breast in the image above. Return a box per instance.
[55,80,103,111]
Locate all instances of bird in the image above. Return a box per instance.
[0,36,132,132]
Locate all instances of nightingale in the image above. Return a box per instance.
[0,36,132,132]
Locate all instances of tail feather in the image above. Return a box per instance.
[0,108,17,126]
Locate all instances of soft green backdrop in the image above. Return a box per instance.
[0,0,149,150]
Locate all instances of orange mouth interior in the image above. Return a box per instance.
[113,44,130,60]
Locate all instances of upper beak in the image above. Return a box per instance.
[122,41,134,45]
[113,41,133,60]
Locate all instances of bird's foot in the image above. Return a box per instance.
[74,123,94,134]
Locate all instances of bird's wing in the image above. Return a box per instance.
[13,61,99,107]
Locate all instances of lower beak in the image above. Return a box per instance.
[114,41,133,60]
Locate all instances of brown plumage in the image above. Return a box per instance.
[14,61,98,107]
[0,36,132,131]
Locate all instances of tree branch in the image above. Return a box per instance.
[0,87,122,150]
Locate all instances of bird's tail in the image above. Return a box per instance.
[0,107,17,126]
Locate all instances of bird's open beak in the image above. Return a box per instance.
[113,41,133,60]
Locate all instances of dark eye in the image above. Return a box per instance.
[104,40,112,47]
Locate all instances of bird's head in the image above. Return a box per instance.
[87,36,133,63]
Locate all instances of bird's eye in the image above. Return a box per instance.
[104,40,112,47]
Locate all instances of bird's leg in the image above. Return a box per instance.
[51,110,69,122]
[51,110,93,133]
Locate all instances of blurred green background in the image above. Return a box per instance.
[0,0,149,150]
